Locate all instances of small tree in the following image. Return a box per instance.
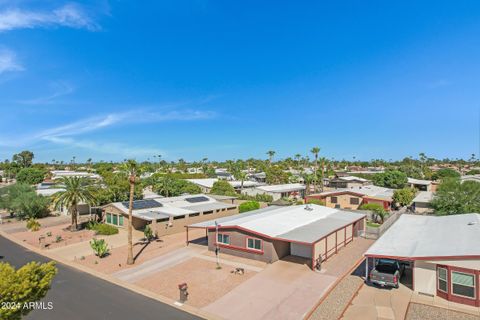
[373,170,408,189]
[15,168,46,185]
[393,188,416,207]
[239,201,260,213]
[0,261,57,320]
[144,225,155,242]
[359,203,387,224]
[432,168,461,181]
[431,179,480,215]
[210,180,237,196]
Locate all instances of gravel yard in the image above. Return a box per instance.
[309,275,364,320]
[405,303,480,320]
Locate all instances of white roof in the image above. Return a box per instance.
[320,185,394,200]
[255,183,306,193]
[407,177,432,186]
[339,176,369,182]
[229,180,260,188]
[189,204,365,243]
[110,194,232,220]
[365,214,480,259]
[461,175,480,183]
[186,178,218,188]
[412,191,434,203]
[51,170,100,180]
[36,188,65,196]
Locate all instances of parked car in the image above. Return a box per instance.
[369,259,404,288]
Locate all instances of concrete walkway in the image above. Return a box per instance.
[113,246,207,283]
[203,259,337,320]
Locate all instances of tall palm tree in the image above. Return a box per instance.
[310,147,320,192]
[122,159,142,265]
[267,150,276,163]
[52,177,96,231]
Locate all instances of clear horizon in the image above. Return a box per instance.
[1,1,479,162]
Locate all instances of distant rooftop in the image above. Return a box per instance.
[255,183,306,193]
[412,191,434,203]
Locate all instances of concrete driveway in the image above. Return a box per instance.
[202,257,337,320]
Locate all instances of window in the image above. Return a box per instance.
[106,213,112,224]
[247,238,262,251]
[438,267,448,293]
[331,196,338,204]
[119,215,124,226]
[217,234,230,245]
[451,271,476,299]
[350,197,359,205]
[112,214,118,225]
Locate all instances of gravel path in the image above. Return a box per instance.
[309,275,364,320]
[406,303,480,320]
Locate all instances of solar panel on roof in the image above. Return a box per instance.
[121,199,162,210]
[185,196,210,203]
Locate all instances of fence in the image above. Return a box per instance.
[364,210,403,239]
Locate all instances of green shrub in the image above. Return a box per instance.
[359,203,387,223]
[26,218,40,231]
[306,198,325,206]
[90,238,110,258]
[237,193,273,203]
[239,201,260,213]
[92,223,119,235]
[0,261,57,320]
[55,235,63,243]
[144,225,154,241]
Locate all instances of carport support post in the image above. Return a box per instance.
[365,257,368,281]
[186,226,189,246]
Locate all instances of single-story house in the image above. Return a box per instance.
[307,185,394,211]
[241,183,306,201]
[365,214,480,307]
[247,172,267,183]
[50,170,101,181]
[36,183,90,216]
[328,176,372,189]
[187,204,366,269]
[407,177,433,191]
[461,175,480,184]
[186,178,261,193]
[102,194,238,237]
[411,191,434,214]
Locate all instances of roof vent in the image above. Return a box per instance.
[304,204,313,211]
[467,221,477,226]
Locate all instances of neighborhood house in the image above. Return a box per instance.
[101,194,238,237]
[241,183,306,201]
[187,204,366,269]
[365,214,480,307]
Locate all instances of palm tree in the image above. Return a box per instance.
[122,159,142,265]
[52,177,96,231]
[267,150,276,163]
[310,147,320,192]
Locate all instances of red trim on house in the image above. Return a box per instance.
[435,264,480,307]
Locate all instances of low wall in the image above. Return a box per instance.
[365,210,402,239]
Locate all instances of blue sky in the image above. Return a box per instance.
[0,1,479,163]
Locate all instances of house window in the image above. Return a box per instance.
[217,233,230,245]
[119,215,124,226]
[106,213,112,224]
[438,267,448,293]
[331,197,338,204]
[451,271,476,299]
[112,214,118,225]
[247,238,262,251]
[350,197,359,205]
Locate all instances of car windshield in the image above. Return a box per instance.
[375,260,397,274]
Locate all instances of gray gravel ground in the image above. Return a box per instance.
[406,303,480,320]
[309,275,364,320]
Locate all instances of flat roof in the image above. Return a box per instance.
[255,183,306,193]
[365,213,480,259]
[337,176,370,182]
[412,191,434,203]
[189,204,365,244]
[319,185,394,201]
[407,177,432,186]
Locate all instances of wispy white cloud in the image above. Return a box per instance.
[0,48,23,74]
[0,109,217,158]
[0,3,99,32]
[18,81,74,104]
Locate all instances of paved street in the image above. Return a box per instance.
[0,235,203,320]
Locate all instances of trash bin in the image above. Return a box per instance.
[178,282,188,302]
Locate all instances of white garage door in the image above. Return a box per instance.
[290,243,312,258]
